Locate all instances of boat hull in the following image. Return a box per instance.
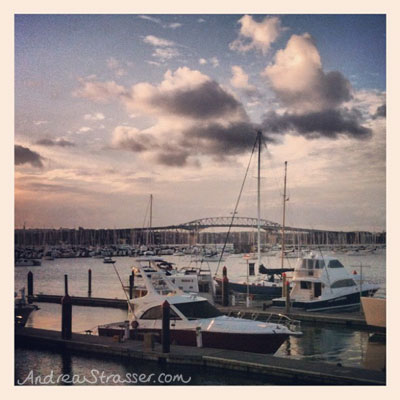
[98,324,289,354]
[272,289,378,312]
[215,278,283,299]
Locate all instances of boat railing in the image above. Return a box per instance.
[227,310,301,333]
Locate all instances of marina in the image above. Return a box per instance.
[13,13,387,388]
[15,249,386,385]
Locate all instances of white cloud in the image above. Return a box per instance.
[263,33,352,113]
[138,15,161,24]
[84,112,105,121]
[168,23,182,29]
[143,35,175,47]
[210,57,219,68]
[152,47,180,61]
[77,126,93,133]
[73,79,126,103]
[230,15,283,54]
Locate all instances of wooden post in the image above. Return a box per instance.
[162,300,170,353]
[282,273,287,298]
[129,271,135,300]
[61,274,72,340]
[222,266,229,307]
[285,281,291,314]
[88,269,92,298]
[27,271,33,304]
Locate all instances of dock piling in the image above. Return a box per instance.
[88,269,92,298]
[222,266,229,307]
[129,272,134,300]
[27,271,33,304]
[162,300,170,353]
[61,274,72,340]
[285,281,291,314]
[282,273,287,298]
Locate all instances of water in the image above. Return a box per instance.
[14,251,386,385]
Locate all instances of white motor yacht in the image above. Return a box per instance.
[272,253,379,312]
[99,258,302,354]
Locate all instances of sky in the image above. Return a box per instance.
[14,13,386,232]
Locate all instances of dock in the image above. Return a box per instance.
[31,294,374,330]
[15,327,385,385]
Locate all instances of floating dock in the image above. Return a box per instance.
[15,327,385,385]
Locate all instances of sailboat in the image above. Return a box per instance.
[214,132,293,300]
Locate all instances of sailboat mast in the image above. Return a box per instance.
[149,194,153,245]
[257,131,262,270]
[280,161,288,269]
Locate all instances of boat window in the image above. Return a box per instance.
[173,300,223,320]
[328,260,345,268]
[300,281,312,289]
[316,260,325,269]
[140,306,181,320]
[330,279,357,288]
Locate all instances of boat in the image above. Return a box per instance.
[15,258,41,267]
[272,253,380,312]
[361,296,386,330]
[103,256,115,264]
[124,257,216,304]
[215,135,291,300]
[99,261,302,354]
[15,288,38,327]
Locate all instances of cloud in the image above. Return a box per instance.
[106,57,126,77]
[77,126,93,133]
[199,58,207,65]
[33,120,48,126]
[230,65,259,98]
[15,145,44,167]
[152,47,180,61]
[261,108,372,139]
[138,15,161,24]
[84,112,105,121]
[168,23,182,29]
[73,79,127,103]
[230,15,283,54]
[210,57,219,68]
[111,126,157,152]
[373,104,386,119]
[125,67,246,121]
[143,35,175,47]
[36,138,75,147]
[263,33,352,113]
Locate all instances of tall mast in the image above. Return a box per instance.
[257,131,262,270]
[280,161,288,269]
[149,194,153,245]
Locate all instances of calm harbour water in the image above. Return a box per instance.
[14,250,386,385]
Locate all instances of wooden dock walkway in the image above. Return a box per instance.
[15,327,385,385]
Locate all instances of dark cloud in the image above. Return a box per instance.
[156,148,190,167]
[36,138,75,147]
[151,80,245,120]
[179,121,275,157]
[373,104,386,119]
[273,70,352,113]
[261,108,371,139]
[15,145,44,167]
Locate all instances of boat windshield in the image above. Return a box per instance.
[173,300,223,320]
